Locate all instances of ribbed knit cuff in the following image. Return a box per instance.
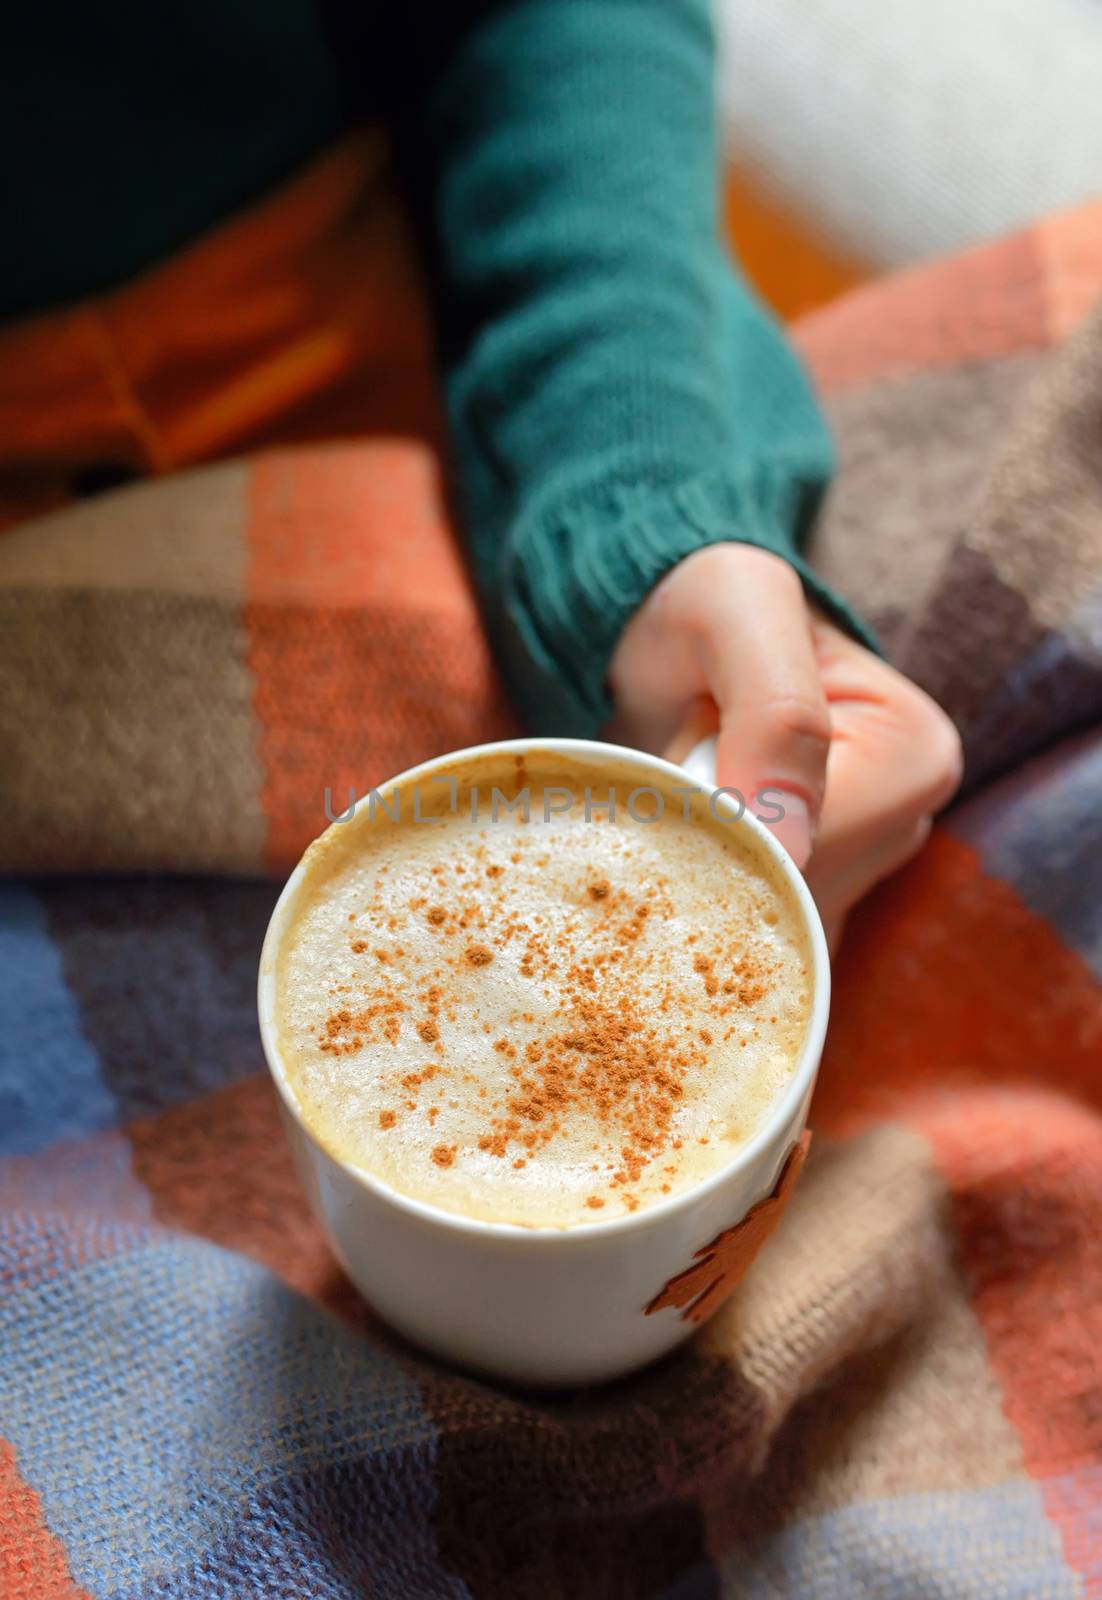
[498,467,880,737]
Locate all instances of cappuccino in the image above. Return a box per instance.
[274,749,811,1227]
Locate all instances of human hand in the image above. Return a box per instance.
[607,544,963,943]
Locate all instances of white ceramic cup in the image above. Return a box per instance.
[258,737,829,1387]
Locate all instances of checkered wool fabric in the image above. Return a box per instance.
[2,197,1101,1596]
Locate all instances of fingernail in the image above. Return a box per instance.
[766,792,813,869]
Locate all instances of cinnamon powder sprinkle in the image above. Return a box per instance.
[401,1064,438,1091]
[472,992,704,1188]
[692,953,719,996]
[313,816,786,1213]
[318,997,405,1052]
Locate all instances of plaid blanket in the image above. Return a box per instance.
[2,202,1101,1597]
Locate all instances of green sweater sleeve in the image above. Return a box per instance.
[405,0,874,735]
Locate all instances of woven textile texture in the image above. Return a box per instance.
[2,197,1102,1595]
[717,0,1102,267]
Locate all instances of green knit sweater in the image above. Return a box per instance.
[4,0,870,734]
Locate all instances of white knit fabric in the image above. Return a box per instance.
[717,0,1102,267]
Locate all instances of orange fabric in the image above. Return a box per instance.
[819,829,1102,1498]
[0,1441,91,1600]
[124,1074,368,1319]
[244,443,515,869]
[722,163,871,321]
[0,132,868,535]
[0,133,437,532]
[796,228,1049,395]
[0,131,518,871]
[0,132,517,871]
[816,832,1102,1134]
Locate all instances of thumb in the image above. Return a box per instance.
[702,553,830,869]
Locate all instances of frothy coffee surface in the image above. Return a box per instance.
[275,750,812,1227]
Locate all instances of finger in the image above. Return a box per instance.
[821,911,847,958]
[809,624,962,889]
[807,813,933,928]
[702,551,831,869]
[801,618,960,927]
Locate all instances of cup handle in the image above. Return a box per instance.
[680,736,718,789]
[679,734,806,871]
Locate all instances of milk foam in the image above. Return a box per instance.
[275,752,812,1227]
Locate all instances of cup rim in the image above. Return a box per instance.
[258,736,830,1244]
